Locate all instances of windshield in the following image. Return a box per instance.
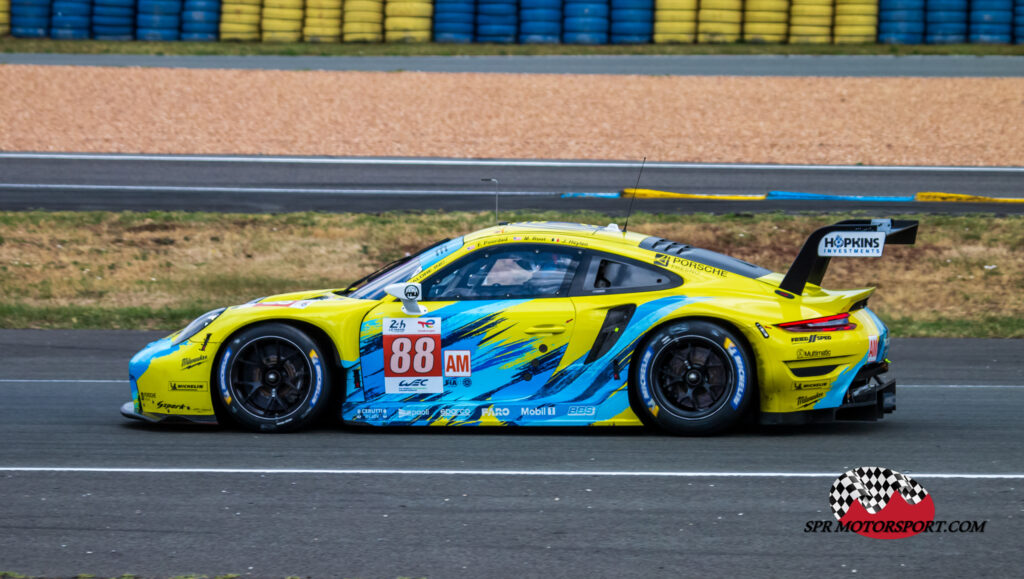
[347,237,463,300]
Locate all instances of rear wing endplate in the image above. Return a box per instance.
[779,219,918,296]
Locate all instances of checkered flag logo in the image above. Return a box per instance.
[829,466,930,520]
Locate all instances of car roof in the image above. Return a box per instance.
[465,221,649,248]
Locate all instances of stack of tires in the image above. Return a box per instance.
[878,0,924,43]
[11,0,51,37]
[92,0,136,39]
[304,0,342,42]
[344,0,383,41]
[434,0,473,42]
[925,0,966,43]
[743,0,788,43]
[1,0,9,36]
[969,0,1013,42]
[181,0,220,40]
[51,0,92,39]
[519,0,561,43]
[834,0,877,43]
[653,0,696,43]
[697,0,742,43]
[789,0,832,43]
[220,0,261,40]
[564,0,608,44]
[477,0,517,43]
[137,0,182,40]
[262,0,303,41]
[385,0,432,41]
[1016,0,1024,43]
[610,0,653,43]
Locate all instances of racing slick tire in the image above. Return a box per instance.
[215,323,332,433]
[631,319,754,435]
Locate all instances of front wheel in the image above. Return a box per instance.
[215,323,332,433]
[630,320,754,435]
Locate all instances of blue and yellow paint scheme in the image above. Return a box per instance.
[124,220,911,429]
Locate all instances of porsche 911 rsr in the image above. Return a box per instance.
[122,218,917,435]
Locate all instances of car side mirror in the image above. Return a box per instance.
[385,282,428,316]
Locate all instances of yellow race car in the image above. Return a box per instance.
[122,218,917,435]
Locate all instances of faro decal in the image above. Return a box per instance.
[724,338,746,409]
[219,346,233,405]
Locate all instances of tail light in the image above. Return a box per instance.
[776,313,857,332]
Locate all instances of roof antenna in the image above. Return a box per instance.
[623,156,646,234]
[482,178,499,224]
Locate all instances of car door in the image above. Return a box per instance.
[357,243,583,407]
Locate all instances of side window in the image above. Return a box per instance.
[580,255,680,294]
[423,246,580,300]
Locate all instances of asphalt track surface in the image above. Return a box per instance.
[2,153,1023,215]
[0,330,1021,577]
[3,53,1024,76]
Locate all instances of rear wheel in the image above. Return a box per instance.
[215,323,331,432]
[631,319,754,435]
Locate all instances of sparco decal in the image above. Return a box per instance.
[817,232,886,257]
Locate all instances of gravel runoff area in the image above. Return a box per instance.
[1,65,1023,166]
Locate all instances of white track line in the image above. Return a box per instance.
[0,183,558,196]
[0,467,1021,478]
[2,152,1023,172]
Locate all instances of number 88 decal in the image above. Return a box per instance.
[383,317,443,394]
[389,336,436,374]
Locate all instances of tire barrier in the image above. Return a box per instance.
[477,0,518,43]
[924,0,966,44]
[519,0,561,43]
[7,0,1024,44]
[261,0,302,42]
[181,0,220,41]
[304,0,341,42]
[654,0,697,43]
[434,0,474,43]
[834,0,877,43]
[1016,0,1024,43]
[699,0,742,43]
[220,0,260,41]
[385,0,432,42]
[0,0,9,36]
[564,0,609,44]
[878,0,924,43]
[611,0,654,43]
[137,0,181,40]
[744,0,788,43]
[345,0,383,42]
[51,0,91,39]
[92,0,135,40]
[11,0,52,37]
[790,0,833,43]
[970,0,1013,42]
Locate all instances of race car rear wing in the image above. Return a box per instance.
[779,219,918,296]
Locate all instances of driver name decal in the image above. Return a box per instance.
[384,317,443,394]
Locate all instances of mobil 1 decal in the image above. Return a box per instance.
[383,317,443,394]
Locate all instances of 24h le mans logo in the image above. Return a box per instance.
[828,466,935,539]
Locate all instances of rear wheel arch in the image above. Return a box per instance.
[627,315,760,435]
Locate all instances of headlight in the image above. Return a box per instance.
[172,308,226,345]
